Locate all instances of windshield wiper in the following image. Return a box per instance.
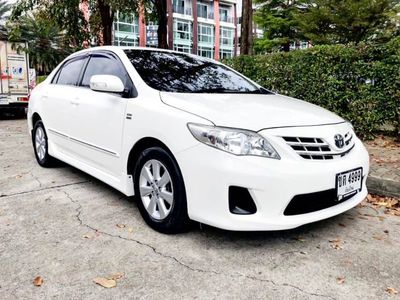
[194,88,265,94]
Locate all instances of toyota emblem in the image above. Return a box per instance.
[334,134,345,148]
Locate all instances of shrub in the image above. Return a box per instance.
[224,39,400,139]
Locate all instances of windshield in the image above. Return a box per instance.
[124,50,269,94]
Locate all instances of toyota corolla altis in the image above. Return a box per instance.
[28,47,369,233]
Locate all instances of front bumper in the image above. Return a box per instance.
[176,132,369,231]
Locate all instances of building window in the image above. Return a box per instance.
[173,0,191,15]
[173,0,184,14]
[174,44,192,53]
[113,12,139,46]
[219,49,233,59]
[219,7,230,22]
[220,27,234,47]
[198,23,214,45]
[174,19,192,41]
[198,46,213,58]
[197,3,208,19]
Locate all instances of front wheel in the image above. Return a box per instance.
[133,147,190,234]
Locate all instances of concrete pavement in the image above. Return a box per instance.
[0,119,399,299]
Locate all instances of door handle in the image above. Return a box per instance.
[70,100,79,106]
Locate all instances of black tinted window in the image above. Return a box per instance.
[56,57,86,85]
[81,54,126,87]
[124,50,266,94]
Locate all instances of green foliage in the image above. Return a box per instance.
[7,14,76,75]
[11,0,89,47]
[254,0,305,52]
[0,0,10,20]
[298,0,400,45]
[225,40,400,139]
[0,0,11,39]
[37,75,47,84]
[254,0,400,52]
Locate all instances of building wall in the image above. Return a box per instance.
[112,0,238,60]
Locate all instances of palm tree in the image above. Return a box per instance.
[8,14,74,74]
[0,0,11,39]
[0,0,10,20]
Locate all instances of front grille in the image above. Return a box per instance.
[282,133,354,160]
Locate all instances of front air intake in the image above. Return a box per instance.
[229,186,257,215]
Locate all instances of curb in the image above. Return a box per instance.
[367,176,400,198]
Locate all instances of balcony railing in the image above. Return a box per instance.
[174,6,192,16]
[198,11,214,19]
[220,15,234,23]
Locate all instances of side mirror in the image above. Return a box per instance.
[90,75,125,93]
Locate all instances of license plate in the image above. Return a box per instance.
[0,97,9,105]
[336,167,363,200]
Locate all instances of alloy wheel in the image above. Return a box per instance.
[139,159,174,220]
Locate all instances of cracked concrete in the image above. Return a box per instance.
[1,119,399,299]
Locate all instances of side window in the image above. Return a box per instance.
[56,57,86,86]
[81,54,127,87]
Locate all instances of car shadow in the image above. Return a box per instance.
[81,166,353,245]
[0,112,27,120]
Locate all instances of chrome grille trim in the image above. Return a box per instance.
[282,132,354,160]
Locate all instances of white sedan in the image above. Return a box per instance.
[28,46,369,233]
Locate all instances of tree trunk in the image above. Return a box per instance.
[155,0,169,49]
[98,0,114,45]
[240,0,253,55]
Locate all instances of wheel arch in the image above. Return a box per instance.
[127,137,176,177]
[31,112,42,128]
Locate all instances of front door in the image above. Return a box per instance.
[66,52,131,177]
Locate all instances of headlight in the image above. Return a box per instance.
[187,123,280,159]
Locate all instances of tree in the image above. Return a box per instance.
[253,0,305,52]
[150,0,169,49]
[8,13,73,74]
[11,0,89,47]
[241,0,253,55]
[0,0,11,39]
[11,0,143,46]
[254,0,400,53]
[89,0,142,45]
[0,0,10,20]
[298,0,400,45]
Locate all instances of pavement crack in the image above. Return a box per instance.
[64,190,336,300]
[0,180,90,198]
[30,172,43,188]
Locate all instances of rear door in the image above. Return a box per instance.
[66,51,132,177]
[42,55,88,155]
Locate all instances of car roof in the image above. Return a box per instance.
[70,46,218,64]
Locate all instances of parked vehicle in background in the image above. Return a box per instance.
[27,46,370,234]
[0,41,31,117]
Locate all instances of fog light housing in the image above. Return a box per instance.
[229,186,257,215]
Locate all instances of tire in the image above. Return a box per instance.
[32,120,56,167]
[133,147,190,234]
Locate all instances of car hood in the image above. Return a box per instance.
[160,92,344,131]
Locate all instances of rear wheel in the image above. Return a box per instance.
[133,147,190,234]
[32,120,56,167]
